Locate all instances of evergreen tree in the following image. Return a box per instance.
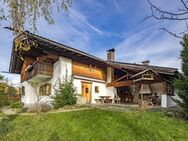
[174,35,188,115]
[52,78,77,109]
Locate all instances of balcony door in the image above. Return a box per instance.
[82,82,92,103]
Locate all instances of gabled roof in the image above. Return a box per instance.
[107,61,178,75]
[9,30,178,76]
[130,68,158,79]
[9,31,107,74]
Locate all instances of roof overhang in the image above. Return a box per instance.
[9,31,107,74]
[107,61,178,76]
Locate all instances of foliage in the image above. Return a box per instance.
[14,32,38,60]
[52,79,77,109]
[10,101,22,109]
[0,91,8,107]
[0,75,19,107]
[174,35,188,116]
[4,86,17,105]
[0,0,72,32]
[0,75,4,81]
[0,109,188,141]
[0,79,8,107]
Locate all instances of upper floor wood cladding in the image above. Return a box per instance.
[72,61,107,81]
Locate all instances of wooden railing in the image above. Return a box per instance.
[25,62,53,81]
[107,80,133,87]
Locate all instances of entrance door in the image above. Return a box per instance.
[82,82,92,103]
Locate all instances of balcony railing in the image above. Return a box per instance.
[25,62,53,81]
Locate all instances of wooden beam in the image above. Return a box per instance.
[163,81,167,94]
[107,80,133,87]
[114,74,128,82]
[76,54,82,57]
[120,68,128,73]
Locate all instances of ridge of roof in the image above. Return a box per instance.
[107,61,178,71]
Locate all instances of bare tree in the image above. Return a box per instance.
[0,0,73,33]
[145,0,188,38]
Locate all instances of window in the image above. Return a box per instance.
[95,86,99,93]
[85,87,89,93]
[39,83,51,96]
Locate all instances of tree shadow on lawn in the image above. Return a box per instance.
[0,114,17,138]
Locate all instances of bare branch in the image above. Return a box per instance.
[181,0,188,11]
[147,0,188,16]
[146,0,188,22]
[145,0,188,38]
[159,28,183,39]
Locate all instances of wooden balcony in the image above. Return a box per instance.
[22,62,53,82]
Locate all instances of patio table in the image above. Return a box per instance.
[99,96,111,104]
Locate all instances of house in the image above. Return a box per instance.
[9,31,178,108]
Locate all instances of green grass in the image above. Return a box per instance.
[0,108,188,141]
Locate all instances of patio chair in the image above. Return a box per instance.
[106,97,113,103]
[114,95,121,104]
[95,97,102,104]
[147,97,154,106]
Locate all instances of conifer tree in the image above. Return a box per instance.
[174,35,188,115]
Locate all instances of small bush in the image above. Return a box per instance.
[0,91,9,107]
[27,102,52,113]
[52,78,77,109]
[10,101,23,109]
[40,103,52,112]
[21,107,28,113]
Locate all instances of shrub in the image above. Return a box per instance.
[27,102,52,113]
[52,78,77,109]
[0,91,8,107]
[0,84,9,107]
[10,101,23,109]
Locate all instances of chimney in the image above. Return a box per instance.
[142,60,150,65]
[107,48,115,61]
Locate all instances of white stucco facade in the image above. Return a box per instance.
[161,95,177,108]
[73,75,115,103]
[21,81,38,105]
[21,56,116,105]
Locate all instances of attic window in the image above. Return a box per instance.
[142,74,154,80]
[95,86,99,93]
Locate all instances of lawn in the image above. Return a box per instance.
[0,108,188,141]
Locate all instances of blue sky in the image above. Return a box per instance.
[0,0,184,84]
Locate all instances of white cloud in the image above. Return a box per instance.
[113,22,182,70]
[36,5,103,52]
